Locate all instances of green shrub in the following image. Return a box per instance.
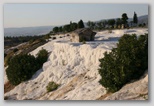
[52,37,56,40]
[43,34,51,40]
[36,49,48,66]
[99,34,148,92]
[13,48,18,53]
[82,40,86,44]
[46,81,59,92]
[6,54,39,85]
[6,49,48,85]
[138,24,142,27]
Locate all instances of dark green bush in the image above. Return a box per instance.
[6,54,39,85]
[99,34,148,92]
[36,49,48,66]
[13,48,18,53]
[6,49,48,85]
[46,81,59,92]
[82,40,86,44]
[52,37,56,40]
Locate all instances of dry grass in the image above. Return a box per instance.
[96,92,112,100]
[4,81,15,94]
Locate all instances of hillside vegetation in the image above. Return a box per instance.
[6,49,48,85]
[4,28,148,100]
[99,34,148,92]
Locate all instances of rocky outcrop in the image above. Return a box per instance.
[70,28,96,42]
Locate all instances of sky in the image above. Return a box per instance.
[4,4,148,28]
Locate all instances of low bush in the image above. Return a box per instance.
[46,81,59,92]
[99,34,148,92]
[52,37,56,40]
[6,49,48,85]
[6,54,39,85]
[82,40,86,44]
[13,48,18,53]
[36,49,48,66]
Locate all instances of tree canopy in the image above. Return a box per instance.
[99,34,148,92]
[133,12,138,24]
[6,49,48,85]
[78,19,85,28]
[121,13,128,26]
[108,19,115,28]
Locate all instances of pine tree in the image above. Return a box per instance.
[133,12,138,25]
[78,19,85,28]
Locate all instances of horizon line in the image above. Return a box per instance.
[4,14,148,29]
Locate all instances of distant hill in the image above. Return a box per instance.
[4,26,54,37]
[84,15,148,26]
[128,15,148,24]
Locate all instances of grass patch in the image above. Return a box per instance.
[46,81,59,93]
[4,81,15,93]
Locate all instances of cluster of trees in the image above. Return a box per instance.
[6,49,48,85]
[52,20,84,33]
[99,34,148,92]
[49,12,144,34]
[86,12,139,30]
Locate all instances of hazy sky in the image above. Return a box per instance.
[4,4,148,28]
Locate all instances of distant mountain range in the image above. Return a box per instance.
[4,15,148,37]
[93,15,148,25]
[4,26,54,37]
